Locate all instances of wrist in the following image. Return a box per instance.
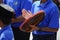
[37,27,42,31]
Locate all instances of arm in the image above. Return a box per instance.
[11,9,33,23]
[29,25,58,32]
[38,27,58,32]
[11,16,25,23]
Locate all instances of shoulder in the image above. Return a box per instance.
[50,2,58,10]
[47,2,59,13]
[52,3,59,13]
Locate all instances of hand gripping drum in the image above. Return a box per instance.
[20,11,45,32]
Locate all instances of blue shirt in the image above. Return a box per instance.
[31,0,59,35]
[3,0,32,27]
[0,25,14,40]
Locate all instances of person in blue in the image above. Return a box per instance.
[0,4,14,40]
[0,3,26,40]
[23,0,59,40]
[3,0,33,40]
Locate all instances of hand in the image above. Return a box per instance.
[22,9,33,19]
[27,25,39,32]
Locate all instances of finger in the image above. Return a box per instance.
[22,9,27,16]
[23,9,30,15]
[22,9,30,17]
[28,10,32,15]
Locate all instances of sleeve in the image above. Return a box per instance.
[0,33,8,40]
[1,36,14,40]
[1,37,9,40]
[5,31,14,40]
[48,7,59,28]
[1,30,14,40]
